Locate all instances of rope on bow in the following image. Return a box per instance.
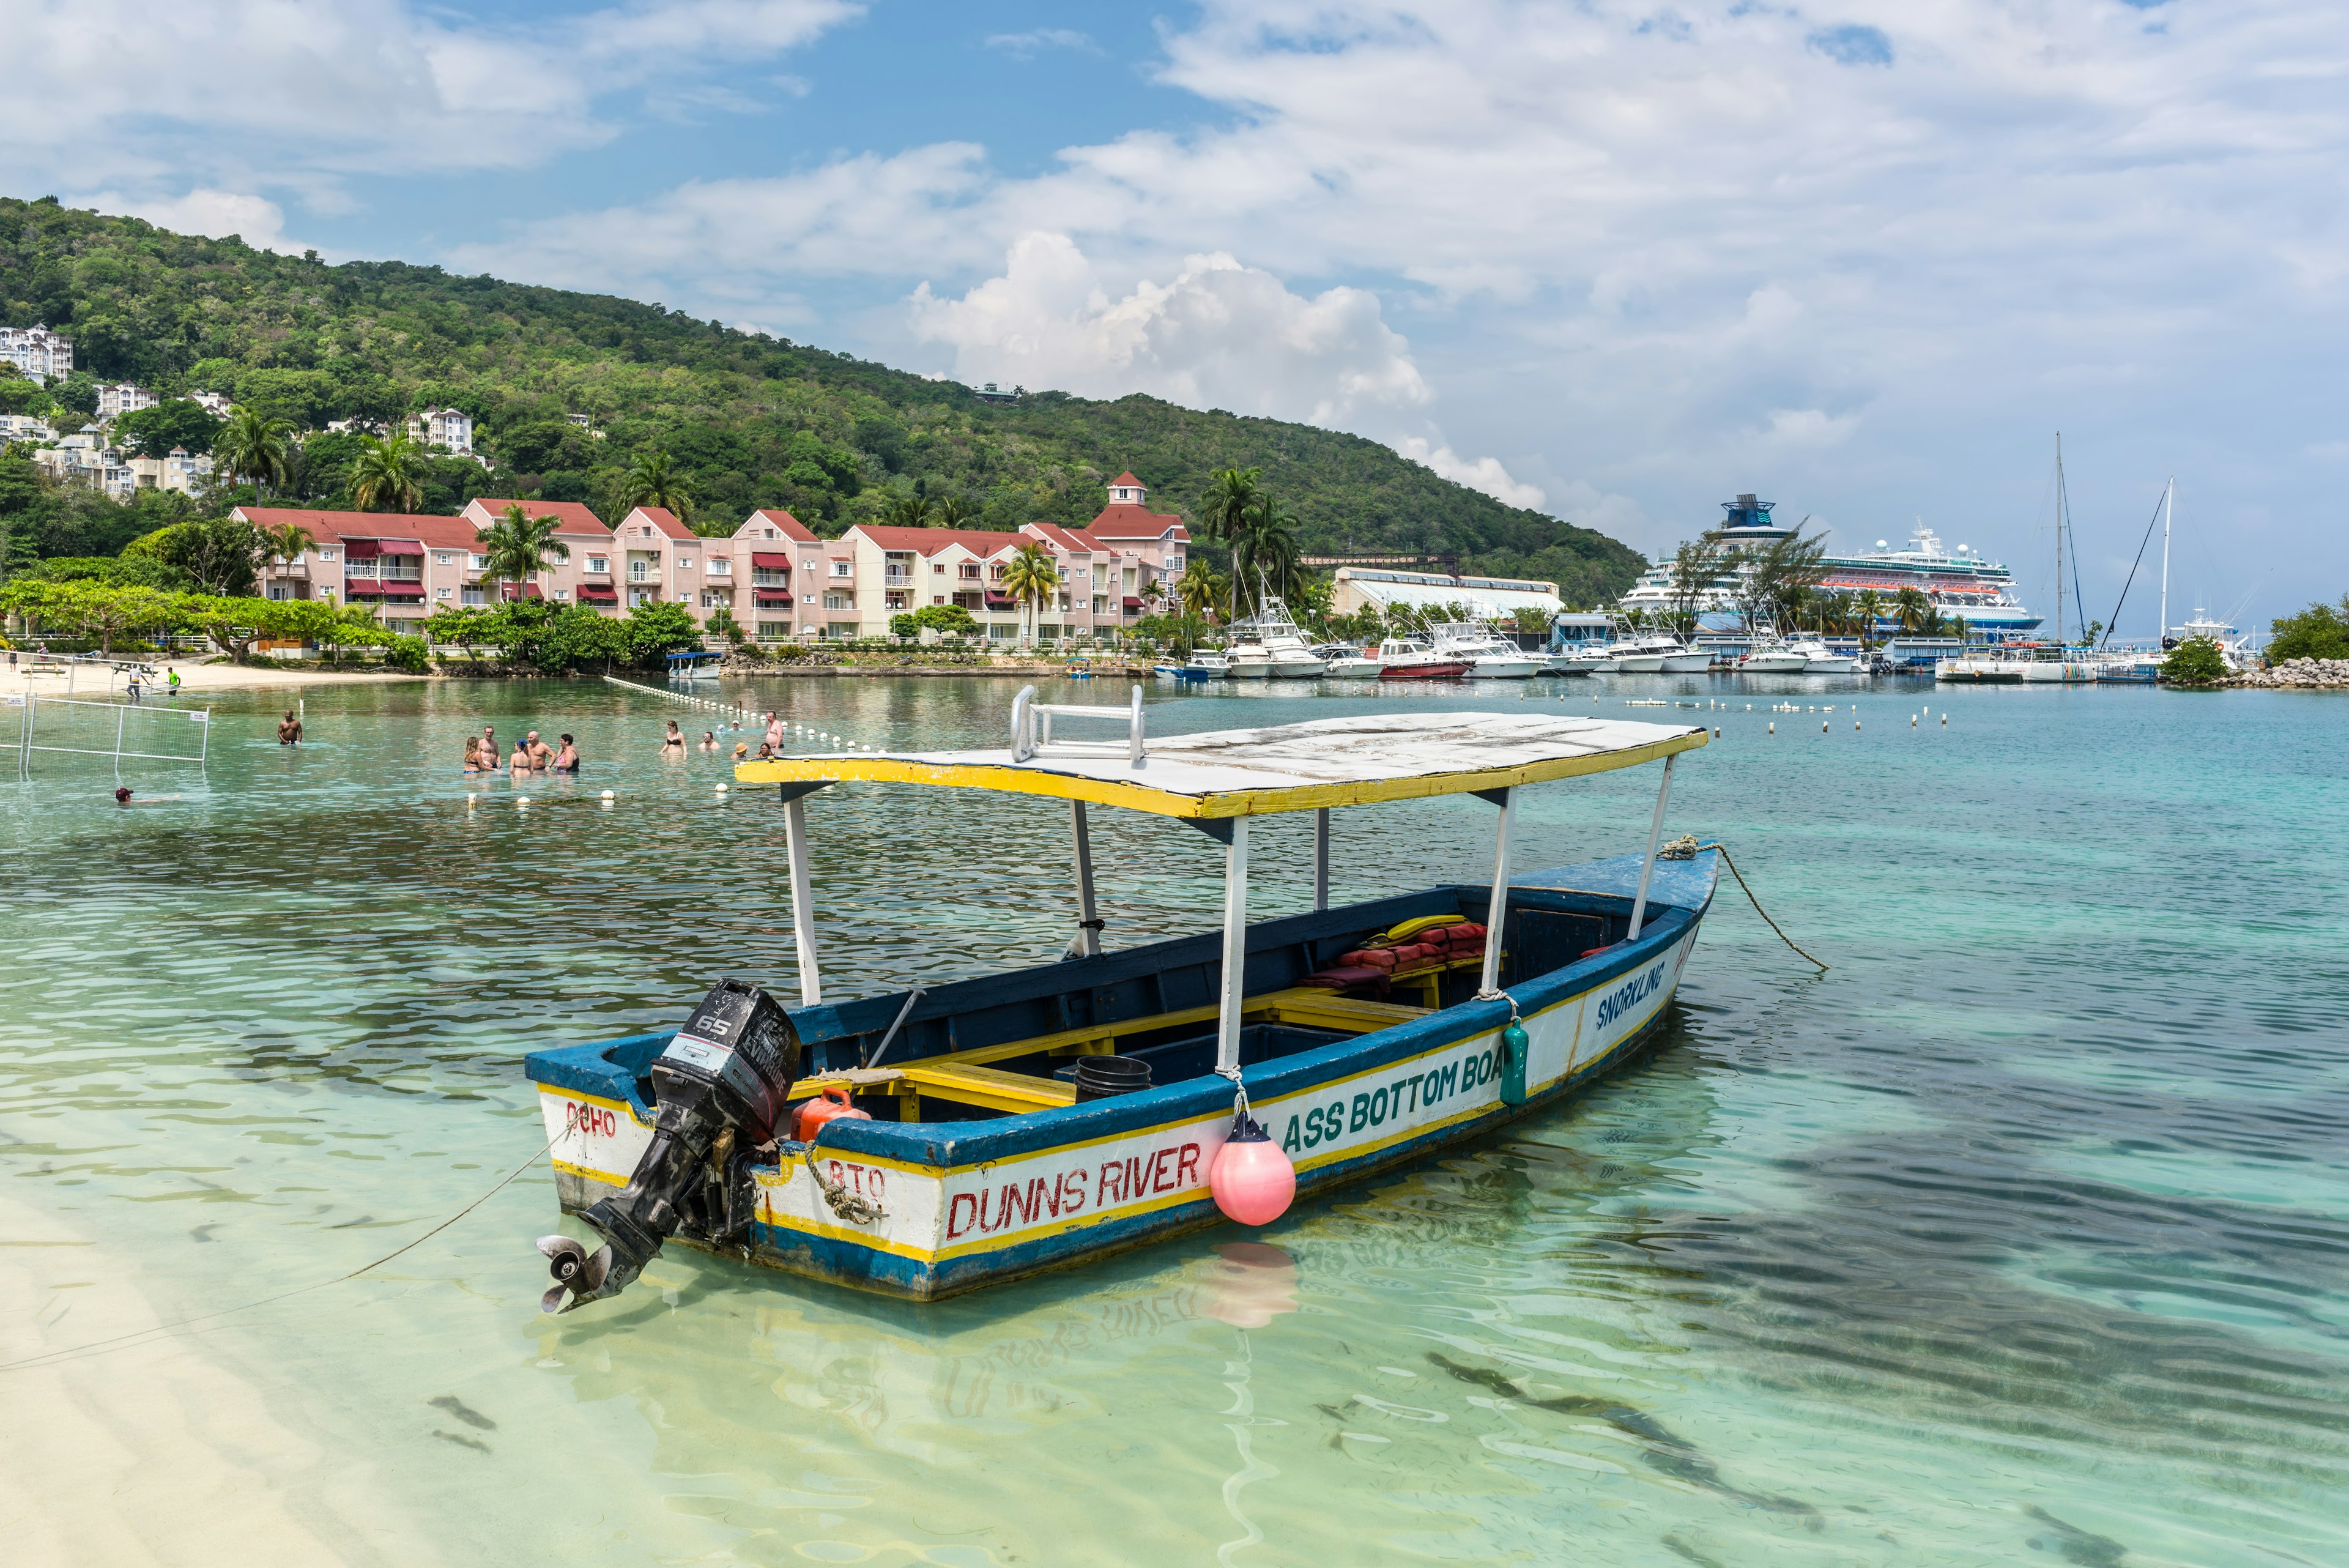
[801,1136,885,1226]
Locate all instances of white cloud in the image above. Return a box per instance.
[83,188,295,253]
[1393,437,1544,510]
[908,233,1431,426]
[1764,408,1860,450]
[985,29,1099,59]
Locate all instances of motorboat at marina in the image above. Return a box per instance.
[1786,639,1863,674]
[1371,637,1472,679]
[525,694,1715,1307]
[1227,599,1329,680]
[1601,636,1711,674]
[1430,622,1542,678]
[1181,650,1232,679]
[1312,643,1386,678]
[1737,640,1813,674]
[1542,648,1598,676]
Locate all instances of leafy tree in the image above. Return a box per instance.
[48,373,98,420]
[0,375,56,417]
[152,515,264,595]
[423,604,499,661]
[935,496,976,528]
[1176,556,1228,622]
[897,603,979,641]
[348,432,429,512]
[2162,636,2230,686]
[2265,595,2349,663]
[1000,541,1059,648]
[707,603,744,644]
[878,493,938,529]
[24,554,192,590]
[623,599,703,666]
[213,406,294,496]
[113,399,223,458]
[1664,537,1723,638]
[473,502,570,600]
[622,448,692,524]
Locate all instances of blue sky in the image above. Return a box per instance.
[10,0,2346,634]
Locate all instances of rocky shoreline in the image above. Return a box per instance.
[2230,658,2349,689]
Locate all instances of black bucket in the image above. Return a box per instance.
[1073,1055,1151,1101]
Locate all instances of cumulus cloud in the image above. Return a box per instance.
[1393,437,1545,509]
[84,188,295,253]
[908,233,1430,426]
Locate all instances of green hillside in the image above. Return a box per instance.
[0,196,1646,603]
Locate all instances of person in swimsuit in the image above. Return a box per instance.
[462,737,483,773]
[278,710,303,746]
[525,730,552,770]
[662,720,685,753]
[480,725,496,764]
[732,740,750,761]
[509,741,531,776]
[553,734,580,771]
[764,712,784,752]
[755,740,776,760]
[699,731,718,751]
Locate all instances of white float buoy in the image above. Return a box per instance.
[1822,721,1829,733]
[516,797,531,806]
[716,782,729,793]
[1768,722,1775,734]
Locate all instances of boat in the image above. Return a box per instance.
[1737,639,1811,674]
[1542,649,1598,676]
[1226,599,1329,680]
[1371,637,1471,679]
[1430,622,1542,678]
[1603,636,1710,674]
[524,694,1715,1307]
[1064,665,1094,680]
[666,649,724,683]
[1181,650,1233,679]
[1617,494,2041,642]
[1934,647,2101,683]
[1312,643,1386,678]
[1786,638,1863,674]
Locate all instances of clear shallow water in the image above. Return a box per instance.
[2,674,2345,1567]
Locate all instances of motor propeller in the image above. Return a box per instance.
[529,979,801,1315]
[536,1233,615,1314]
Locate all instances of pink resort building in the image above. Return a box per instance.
[240,473,1192,645]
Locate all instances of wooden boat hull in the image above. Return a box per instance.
[527,851,1715,1301]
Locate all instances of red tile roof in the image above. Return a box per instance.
[463,499,612,536]
[738,508,820,543]
[1088,502,1189,541]
[236,507,486,551]
[848,524,1029,557]
[624,506,696,540]
[1110,471,1143,488]
[1022,522,1105,554]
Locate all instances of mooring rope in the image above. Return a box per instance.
[1,1129,561,1376]
[801,1137,886,1225]
[1660,835,1829,971]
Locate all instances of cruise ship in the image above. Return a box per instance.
[1619,494,2041,640]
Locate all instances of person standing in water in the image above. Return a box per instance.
[525,730,552,770]
[278,710,303,746]
[552,734,580,771]
[764,711,784,752]
[662,719,686,754]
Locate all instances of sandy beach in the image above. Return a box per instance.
[2,658,426,700]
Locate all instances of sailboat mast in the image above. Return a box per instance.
[2158,478,2172,648]
[2054,433,2065,647]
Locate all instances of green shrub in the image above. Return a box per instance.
[2162,636,2230,686]
[2265,595,2349,663]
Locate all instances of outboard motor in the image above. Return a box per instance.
[538,979,801,1313]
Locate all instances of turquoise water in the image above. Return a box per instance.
[3,674,2344,1566]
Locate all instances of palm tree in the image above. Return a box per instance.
[1198,466,1262,616]
[259,521,316,594]
[1850,588,1887,650]
[622,450,692,524]
[1234,492,1304,614]
[349,433,429,513]
[1176,557,1230,623]
[214,407,293,497]
[879,493,938,529]
[1000,543,1059,649]
[935,496,976,528]
[473,503,571,602]
[1891,586,1933,636]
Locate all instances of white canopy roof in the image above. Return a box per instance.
[738,712,1705,820]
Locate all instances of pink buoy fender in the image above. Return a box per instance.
[1209,1112,1296,1227]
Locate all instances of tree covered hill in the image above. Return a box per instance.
[0,196,1646,603]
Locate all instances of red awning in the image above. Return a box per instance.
[577,583,618,601]
[754,590,793,605]
[343,538,381,559]
[377,538,425,556]
[984,591,1014,607]
[504,583,543,600]
[1123,596,1142,609]
[379,581,426,597]
[344,585,382,598]
[751,552,792,569]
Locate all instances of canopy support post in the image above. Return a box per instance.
[1069,800,1100,958]
[1479,787,1513,995]
[1627,754,1676,942]
[1215,818,1251,1074]
[1313,807,1330,912]
[783,797,823,1005]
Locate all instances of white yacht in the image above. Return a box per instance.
[1430,622,1542,678]
[1181,650,1233,678]
[1312,643,1385,678]
[1737,639,1812,674]
[1605,636,1710,674]
[1786,638,1863,674]
[1226,599,1328,680]
[1373,637,1473,679]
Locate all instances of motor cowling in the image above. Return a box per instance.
[539,979,801,1313]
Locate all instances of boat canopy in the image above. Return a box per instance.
[732,695,1705,1085]
[733,711,1706,820]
